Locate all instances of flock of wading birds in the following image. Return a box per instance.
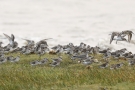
[0,30,135,69]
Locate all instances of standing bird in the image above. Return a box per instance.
[30,60,40,66]
[35,38,52,51]
[82,58,94,65]
[110,63,124,69]
[3,33,18,48]
[109,32,120,44]
[39,58,48,65]
[50,56,62,67]
[109,32,127,44]
[10,56,20,62]
[22,38,35,48]
[128,59,135,66]
[121,30,134,42]
[99,62,109,68]
[36,38,52,46]
[0,57,7,64]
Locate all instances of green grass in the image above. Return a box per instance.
[0,53,135,90]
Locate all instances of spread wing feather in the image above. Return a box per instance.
[11,34,15,41]
[110,34,114,44]
[3,33,12,41]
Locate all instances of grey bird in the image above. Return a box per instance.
[99,48,110,54]
[55,45,64,55]
[121,30,134,42]
[128,59,135,66]
[22,38,35,47]
[126,54,134,59]
[6,56,14,61]
[10,56,20,62]
[103,51,111,59]
[99,62,109,68]
[0,57,7,64]
[30,60,40,66]
[113,53,122,59]
[110,32,120,44]
[0,54,5,58]
[23,49,31,55]
[50,61,61,67]
[82,58,94,65]
[51,56,62,62]
[122,52,132,58]
[50,56,62,67]
[39,58,48,65]
[115,63,124,68]
[36,38,52,49]
[3,33,18,48]
[110,63,124,69]
[35,47,46,59]
[51,44,61,51]
[72,51,89,60]
[119,48,127,53]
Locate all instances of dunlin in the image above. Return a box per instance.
[30,60,40,66]
[51,56,62,62]
[122,52,132,58]
[103,51,111,59]
[72,53,89,60]
[82,58,93,65]
[6,56,14,61]
[39,58,48,65]
[99,48,110,54]
[121,30,134,42]
[128,59,135,66]
[3,33,18,48]
[36,38,52,48]
[50,56,62,67]
[115,63,124,69]
[50,61,61,67]
[110,32,120,44]
[0,57,7,64]
[99,62,109,68]
[126,53,134,59]
[22,38,35,47]
[10,56,20,62]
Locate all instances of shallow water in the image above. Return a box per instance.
[0,0,135,52]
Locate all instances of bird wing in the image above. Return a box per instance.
[110,34,115,44]
[3,33,12,41]
[121,34,127,37]
[3,33,14,45]
[22,38,32,43]
[128,33,132,42]
[132,31,135,35]
[11,34,15,41]
[36,40,48,46]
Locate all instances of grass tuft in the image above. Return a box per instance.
[0,53,135,89]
